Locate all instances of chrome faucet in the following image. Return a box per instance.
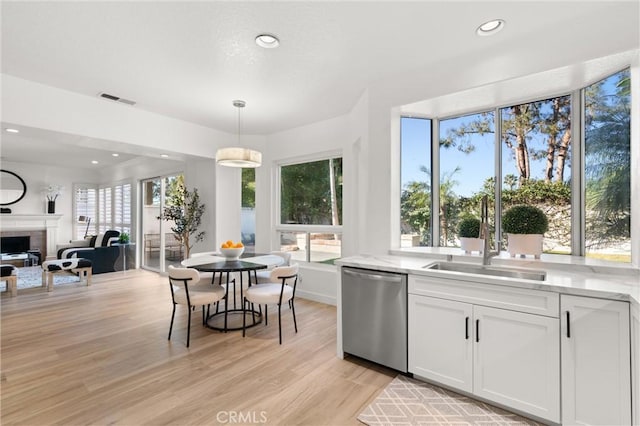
[480,195,499,265]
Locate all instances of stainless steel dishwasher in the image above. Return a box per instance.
[341,267,408,372]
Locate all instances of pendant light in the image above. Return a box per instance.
[216,100,262,168]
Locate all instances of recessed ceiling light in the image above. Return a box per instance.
[160,154,169,158]
[112,153,119,157]
[91,160,99,164]
[255,33,280,49]
[5,128,19,133]
[476,19,505,36]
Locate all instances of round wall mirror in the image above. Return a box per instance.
[0,170,27,206]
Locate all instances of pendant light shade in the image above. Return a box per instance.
[216,147,262,168]
[216,100,262,168]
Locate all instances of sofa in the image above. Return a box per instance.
[56,230,121,274]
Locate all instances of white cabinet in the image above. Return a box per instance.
[408,288,560,423]
[561,295,631,426]
[408,295,473,392]
[473,305,559,421]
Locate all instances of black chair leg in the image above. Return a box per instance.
[168,304,176,340]
[265,304,268,326]
[291,299,298,333]
[187,306,192,348]
[242,298,247,337]
[202,305,206,325]
[278,303,282,345]
[251,302,257,325]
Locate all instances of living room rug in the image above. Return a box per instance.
[0,266,80,291]
[358,375,541,426]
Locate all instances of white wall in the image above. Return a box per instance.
[0,160,100,245]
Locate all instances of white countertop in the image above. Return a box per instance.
[337,252,640,306]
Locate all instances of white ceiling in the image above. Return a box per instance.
[1,1,639,168]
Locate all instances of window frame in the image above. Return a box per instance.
[275,150,343,263]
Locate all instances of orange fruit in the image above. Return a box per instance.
[237,242,244,248]
[226,240,233,246]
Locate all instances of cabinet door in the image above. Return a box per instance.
[561,295,631,426]
[473,305,560,423]
[408,295,473,392]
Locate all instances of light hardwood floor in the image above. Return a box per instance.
[1,269,395,425]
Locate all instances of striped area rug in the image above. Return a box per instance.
[358,375,541,426]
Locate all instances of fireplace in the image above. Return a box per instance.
[0,214,61,260]
[1,236,30,254]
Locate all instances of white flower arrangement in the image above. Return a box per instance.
[43,184,64,201]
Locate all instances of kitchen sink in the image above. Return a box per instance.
[423,262,547,281]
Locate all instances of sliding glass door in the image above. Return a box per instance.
[141,173,183,272]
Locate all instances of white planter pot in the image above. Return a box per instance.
[506,234,543,259]
[460,237,484,254]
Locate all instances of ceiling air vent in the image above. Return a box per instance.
[98,92,136,106]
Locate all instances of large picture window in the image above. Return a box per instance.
[440,111,495,248]
[400,68,631,262]
[500,95,572,255]
[278,156,342,263]
[400,117,432,247]
[584,69,631,262]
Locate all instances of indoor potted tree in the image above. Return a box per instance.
[160,176,205,259]
[502,205,548,259]
[458,216,483,254]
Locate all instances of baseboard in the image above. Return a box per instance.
[297,289,336,306]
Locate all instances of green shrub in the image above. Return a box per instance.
[458,217,481,238]
[502,205,548,234]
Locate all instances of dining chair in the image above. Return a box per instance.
[254,251,292,284]
[167,265,225,347]
[242,263,299,344]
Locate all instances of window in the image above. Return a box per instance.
[440,111,495,247]
[98,187,112,233]
[98,183,131,235]
[500,95,572,255]
[400,68,631,262]
[73,185,97,239]
[241,168,256,253]
[277,155,342,263]
[584,69,631,262]
[400,117,432,247]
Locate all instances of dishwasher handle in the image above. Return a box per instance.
[343,269,403,283]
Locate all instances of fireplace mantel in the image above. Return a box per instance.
[0,214,62,259]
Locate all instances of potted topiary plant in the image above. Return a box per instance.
[502,205,548,259]
[458,217,483,254]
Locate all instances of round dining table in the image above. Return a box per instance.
[181,253,285,331]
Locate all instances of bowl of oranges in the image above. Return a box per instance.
[220,240,244,260]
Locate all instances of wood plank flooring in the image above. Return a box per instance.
[1,269,395,425]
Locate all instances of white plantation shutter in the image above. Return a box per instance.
[98,187,113,233]
[74,185,97,239]
[114,183,132,234]
[97,183,131,235]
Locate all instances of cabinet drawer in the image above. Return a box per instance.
[409,275,559,317]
